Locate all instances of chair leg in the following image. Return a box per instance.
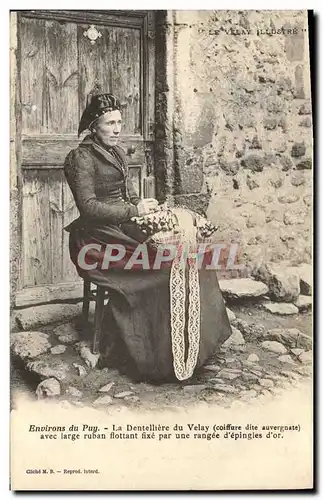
[82,280,91,324]
[93,286,106,355]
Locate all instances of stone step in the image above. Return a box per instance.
[219,278,268,300]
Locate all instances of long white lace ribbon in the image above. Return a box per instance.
[169,209,201,381]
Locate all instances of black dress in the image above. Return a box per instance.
[64,134,232,382]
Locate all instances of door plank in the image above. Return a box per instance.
[62,179,80,282]
[49,170,64,283]
[146,13,156,140]
[45,20,79,134]
[112,27,141,135]
[20,17,46,134]
[21,135,144,166]
[21,10,146,28]
[78,24,141,136]
[22,170,51,286]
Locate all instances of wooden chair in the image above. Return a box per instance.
[82,279,109,354]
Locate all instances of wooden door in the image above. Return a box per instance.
[15,10,156,307]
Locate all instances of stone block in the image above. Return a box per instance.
[241,154,265,172]
[278,195,300,204]
[263,117,278,130]
[253,263,300,302]
[219,278,268,300]
[263,302,299,315]
[74,341,100,369]
[298,101,312,115]
[222,327,245,349]
[299,117,312,127]
[283,210,305,225]
[264,327,312,350]
[219,159,240,176]
[27,358,72,382]
[296,158,312,170]
[298,263,312,295]
[261,340,288,354]
[280,155,293,171]
[291,173,305,187]
[11,331,51,360]
[291,142,306,158]
[36,378,61,399]
[246,174,260,190]
[15,304,83,331]
[294,295,312,311]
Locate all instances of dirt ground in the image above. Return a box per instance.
[10,302,312,412]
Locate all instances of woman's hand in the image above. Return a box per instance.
[137,198,159,216]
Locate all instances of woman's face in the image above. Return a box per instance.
[93,109,122,147]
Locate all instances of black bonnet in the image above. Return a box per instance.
[78,93,122,136]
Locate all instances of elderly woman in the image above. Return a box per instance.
[64,93,231,383]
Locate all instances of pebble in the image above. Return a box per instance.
[58,334,77,345]
[249,369,263,377]
[203,364,221,373]
[208,378,225,385]
[241,372,259,383]
[73,363,88,377]
[222,327,246,349]
[114,391,135,399]
[53,322,80,341]
[183,385,207,394]
[36,378,61,399]
[261,389,273,398]
[224,358,237,364]
[67,386,83,398]
[298,351,312,365]
[259,378,275,388]
[277,355,297,365]
[99,382,115,393]
[75,342,100,369]
[247,354,259,363]
[261,340,288,354]
[93,395,113,406]
[229,345,246,353]
[217,371,240,381]
[210,384,239,395]
[124,396,140,403]
[50,345,67,355]
[137,383,157,392]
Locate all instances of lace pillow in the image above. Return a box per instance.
[131,207,218,249]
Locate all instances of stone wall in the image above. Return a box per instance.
[168,10,312,276]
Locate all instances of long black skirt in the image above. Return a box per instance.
[68,221,232,382]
